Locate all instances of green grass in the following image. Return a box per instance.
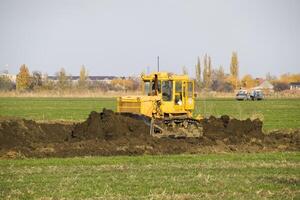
[0,97,299,130]
[195,98,300,130]
[0,97,116,121]
[0,153,299,199]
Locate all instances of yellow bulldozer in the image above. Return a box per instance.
[117,72,203,138]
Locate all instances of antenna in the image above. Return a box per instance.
[157,56,160,72]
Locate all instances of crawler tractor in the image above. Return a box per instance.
[117,72,203,138]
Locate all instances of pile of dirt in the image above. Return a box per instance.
[202,115,263,139]
[0,118,72,148]
[70,109,151,140]
[0,109,299,158]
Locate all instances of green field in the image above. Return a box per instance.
[0,153,299,199]
[0,97,299,130]
[0,98,299,199]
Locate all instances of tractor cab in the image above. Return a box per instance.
[141,72,195,117]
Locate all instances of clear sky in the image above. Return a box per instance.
[0,0,299,77]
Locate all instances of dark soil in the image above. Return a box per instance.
[0,109,299,158]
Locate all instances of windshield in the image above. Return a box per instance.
[237,91,247,95]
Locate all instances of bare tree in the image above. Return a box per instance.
[30,71,43,90]
[78,65,88,89]
[195,56,201,91]
[56,68,70,90]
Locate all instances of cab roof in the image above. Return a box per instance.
[141,72,190,81]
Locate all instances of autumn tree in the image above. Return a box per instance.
[16,64,31,91]
[279,73,300,83]
[195,56,201,91]
[78,65,88,89]
[110,78,138,91]
[241,74,256,89]
[229,51,239,89]
[211,66,227,91]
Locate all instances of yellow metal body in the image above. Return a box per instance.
[117,72,195,118]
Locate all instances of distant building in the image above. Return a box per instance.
[253,80,274,92]
[46,75,117,83]
[0,73,16,83]
[255,78,264,85]
[88,76,116,83]
[290,82,300,90]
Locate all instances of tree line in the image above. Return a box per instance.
[0,65,140,93]
[1,52,300,93]
[193,52,243,92]
[192,52,300,92]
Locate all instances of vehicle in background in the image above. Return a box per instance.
[250,90,264,100]
[235,90,249,101]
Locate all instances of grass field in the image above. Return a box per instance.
[0,97,299,130]
[0,98,299,199]
[0,153,299,199]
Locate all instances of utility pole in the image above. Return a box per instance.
[157,56,160,72]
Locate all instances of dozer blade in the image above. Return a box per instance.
[150,118,203,138]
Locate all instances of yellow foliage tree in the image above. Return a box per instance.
[241,74,256,89]
[230,52,239,89]
[78,65,88,89]
[16,64,31,91]
[225,76,238,89]
[111,78,135,91]
[279,73,300,83]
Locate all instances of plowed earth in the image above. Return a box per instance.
[0,109,299,158]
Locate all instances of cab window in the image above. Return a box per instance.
[144,81,151,95]
[175,81,182,92]
[162,81,172,101]
[188,82,193,97]
[152,80,161,93]
[175,81,183,105]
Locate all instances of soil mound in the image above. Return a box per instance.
[202,115,263,139]
[0,109,298,158]
[0,119,72,148]
[71,109,150,140]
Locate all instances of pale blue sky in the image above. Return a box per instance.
[0,0,299,77]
